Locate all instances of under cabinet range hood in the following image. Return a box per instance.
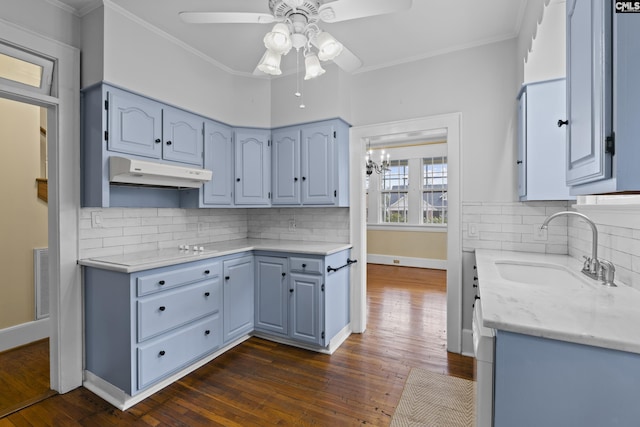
[109,156,212,188]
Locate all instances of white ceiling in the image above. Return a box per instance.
[55,0,528,77]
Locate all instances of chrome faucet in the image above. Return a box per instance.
[541,211,616,286]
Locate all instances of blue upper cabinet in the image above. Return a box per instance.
[106,87,203,166]
[271,127,301,205]
[271,119,350,207]
[234,128,271,206]
[108,88,163,159]
[566,0,640,194]
[162,107,204,166]
[202,120,234,205]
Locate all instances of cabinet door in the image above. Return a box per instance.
[271,128,300,205]
[162,107,204,165]
[234,129,271,205]
[203,120,233,205]
[565,0,612,186]
[301,123,335,205]
[289,273,323,346]
[254,256,288,335]
[222,256,254,343]
[108,89,162,159]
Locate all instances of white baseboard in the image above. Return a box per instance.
[0,318,50,353]
[252,324,351,355]
[461,328,474,357]
[367,254,447,270]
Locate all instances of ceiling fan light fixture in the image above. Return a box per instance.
[304,52,325,80]
[315,31,343,61]
[283,0,305,8]
[257,50,283,75]
[263,23,292,54]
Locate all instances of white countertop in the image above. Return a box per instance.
[476,249,640,354]
[79,239,352,273]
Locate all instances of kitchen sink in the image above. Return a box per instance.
[495,261,597,289]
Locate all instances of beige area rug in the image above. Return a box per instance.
[391,368,475,427]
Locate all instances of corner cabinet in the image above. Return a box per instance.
[566,0,640,194]
[254,249,351,349]
[517,79,573,201]
[234,128,271,206]
[271,119,350,207]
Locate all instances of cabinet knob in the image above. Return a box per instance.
[159,306,166,311]
[282,272,286,277]
[294,177,298,182]
[204,330,210,336]
[204,292,210,297]
[159,350,166,356]
[166,140,172,145]
[225,276,230,280]
[204,270,210,274]
[236,178,241,182]
[302,176,306,181]
[302,263,307,268]
[475,295,480,300]
[289,289,294,293]
[159,280,165,285]
[155,138,161,144]
[557,119,569,127]
[516,160,523,164]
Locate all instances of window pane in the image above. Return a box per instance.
[0,52,43,88]
[381,159,409,223]
[423,156,448,225]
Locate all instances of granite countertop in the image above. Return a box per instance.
[78,239,352,273]
[475,249,640,354]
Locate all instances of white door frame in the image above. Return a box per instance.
[349,113,463,353]
[0,18,82,393]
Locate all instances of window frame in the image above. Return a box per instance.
[0,42,54,95]
[367,143,447,229]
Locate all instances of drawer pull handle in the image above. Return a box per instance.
[302,264,307,268]
[204,270,210,274]
[225,276,230,280]
[204,292,210,297]
[159,306,166,312]
[159,280,165,285]
[159,350,166,356]
[204,330,211,336]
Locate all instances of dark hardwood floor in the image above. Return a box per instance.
[0,339,56,419]
[0,264,474,426]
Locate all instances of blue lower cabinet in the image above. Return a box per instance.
[222,255,255,343]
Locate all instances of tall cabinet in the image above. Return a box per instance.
[565,0,640,194]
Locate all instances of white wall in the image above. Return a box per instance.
[350,40,519,202]
[525,1,566,83]
[96,5,271,128]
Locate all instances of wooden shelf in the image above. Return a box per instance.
[35,178,47,203]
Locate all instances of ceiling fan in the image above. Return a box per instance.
[179,0,412,78]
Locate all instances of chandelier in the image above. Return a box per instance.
[365,147,390,176]
[256,0,344,80]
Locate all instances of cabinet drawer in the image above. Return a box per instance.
[137,314,221,390]
[137,279,221,342]
[136,262,220,296]
[289,257,323,275]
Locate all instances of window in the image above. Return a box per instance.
[0,42,54,95]
[367,143,447,227]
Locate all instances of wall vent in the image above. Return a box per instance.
[33,247,49,319]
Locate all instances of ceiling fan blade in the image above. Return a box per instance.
[318,0,412,23]
[331,44,362,73]
[179,12,276,24]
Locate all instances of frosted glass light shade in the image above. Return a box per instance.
[257,50,282,75]
[263,23,292,55]
[315,32,343,61]
[304,53,325,80]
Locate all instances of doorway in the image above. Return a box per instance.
[0,97,55,416]
[349,113,462,353]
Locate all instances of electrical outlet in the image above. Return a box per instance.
[198,222,206,233]
[533,224,548,241]
[91,211,103,228]
[393,259,400,264]
[288,219,296,231]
